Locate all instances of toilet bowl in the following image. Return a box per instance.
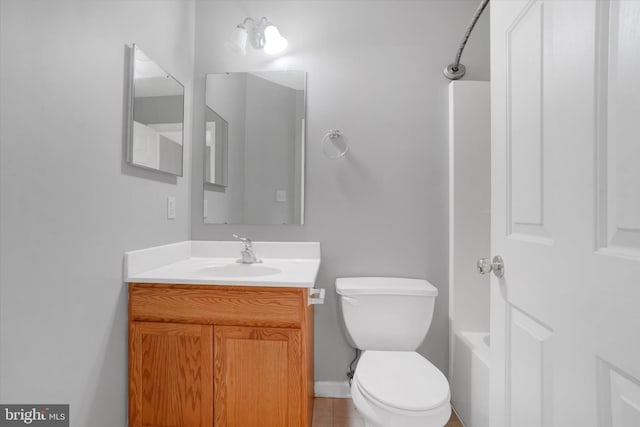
[336,277,451,427]
[350,351,451,427]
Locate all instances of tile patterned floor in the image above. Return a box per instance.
[312,397,463,427]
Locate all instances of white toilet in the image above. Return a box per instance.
[336,277,451,427]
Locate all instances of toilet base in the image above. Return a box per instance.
[351,378,451,427]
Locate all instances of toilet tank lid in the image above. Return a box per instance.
[335,277,438,297]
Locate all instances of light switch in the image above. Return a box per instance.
[167,196,176,219]
[276,190,287,202]
[203,199,208,218]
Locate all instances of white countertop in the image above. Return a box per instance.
[124,241,321,288]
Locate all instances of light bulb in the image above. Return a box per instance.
[263,25,288,54]
[225,26,248,55]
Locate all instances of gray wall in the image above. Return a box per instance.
[0,1,194,426]
[191,0,490,382]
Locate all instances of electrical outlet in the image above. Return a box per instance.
[167,196,176,219]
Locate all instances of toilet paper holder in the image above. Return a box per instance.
[308,288,325,305]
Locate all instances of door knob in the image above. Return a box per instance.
[477,255,504,278]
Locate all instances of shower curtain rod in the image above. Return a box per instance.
[444,0,490,80]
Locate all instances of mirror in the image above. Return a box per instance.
[204,71,306,225]
[127,45,184,176]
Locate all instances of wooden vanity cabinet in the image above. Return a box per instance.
[128,283,314,427]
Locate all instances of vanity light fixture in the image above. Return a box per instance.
[226,17,288,55]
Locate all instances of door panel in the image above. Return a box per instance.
[491,1,640,426]
[507,0,545,232]
[599,360,640,427]
[129,322,213,427]
[507,307,553,427]
[214,326,302,427]
[598,0,640,256]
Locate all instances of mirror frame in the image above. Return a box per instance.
[126,44,185,176]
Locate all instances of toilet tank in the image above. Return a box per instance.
[336,277,438,351]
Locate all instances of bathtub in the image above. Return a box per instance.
[450,331,490,427]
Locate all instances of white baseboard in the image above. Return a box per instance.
[314,381,351,398]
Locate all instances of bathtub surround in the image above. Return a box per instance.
[191,0,490,389]
[451,332,490,427]
[0,1,194,426]
[448,81,491,335]
[448,81,490,426]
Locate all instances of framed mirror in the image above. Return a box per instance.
[127,44,184,176]
[204,71,306,225]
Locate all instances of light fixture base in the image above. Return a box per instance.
[444,63,466,80]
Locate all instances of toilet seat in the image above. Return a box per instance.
[354,351,450,414]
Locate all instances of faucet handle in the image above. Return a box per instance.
[233,234,261,264]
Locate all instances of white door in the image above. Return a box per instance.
[490,1,640,426]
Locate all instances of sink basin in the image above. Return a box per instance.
[196,264,282,277]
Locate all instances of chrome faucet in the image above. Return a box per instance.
[233,234,262,264]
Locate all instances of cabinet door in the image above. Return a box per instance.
[129,322,213,427]
[214,326,302,427]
